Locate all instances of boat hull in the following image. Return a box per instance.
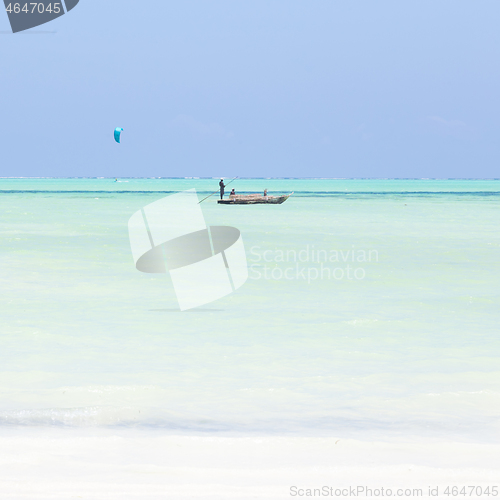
[218,193,293,205]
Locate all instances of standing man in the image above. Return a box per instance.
[219,178,225,199]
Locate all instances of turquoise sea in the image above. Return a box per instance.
[0,179,499,441]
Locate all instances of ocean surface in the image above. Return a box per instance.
[1,178,499,442]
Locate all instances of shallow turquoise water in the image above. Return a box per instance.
[0,179,499,441]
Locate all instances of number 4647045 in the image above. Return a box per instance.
[5,3,62,14]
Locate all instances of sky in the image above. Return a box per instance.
[1,0,500,178]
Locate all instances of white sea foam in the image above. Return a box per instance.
[0,406,137,426]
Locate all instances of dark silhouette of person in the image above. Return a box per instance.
[219,178,225,199]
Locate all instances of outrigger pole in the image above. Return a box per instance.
[198,177,239,204]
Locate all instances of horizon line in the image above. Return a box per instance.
[1,177,500,181]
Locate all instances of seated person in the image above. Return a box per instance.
[230,188,236,196]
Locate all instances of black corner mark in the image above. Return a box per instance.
[4,0,79,33]
[64,0,78,12]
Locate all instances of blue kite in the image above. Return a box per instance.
[114,128,124,143]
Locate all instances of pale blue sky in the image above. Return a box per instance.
[1,1,500,178]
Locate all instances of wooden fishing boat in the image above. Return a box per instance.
[218,193,293,205]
